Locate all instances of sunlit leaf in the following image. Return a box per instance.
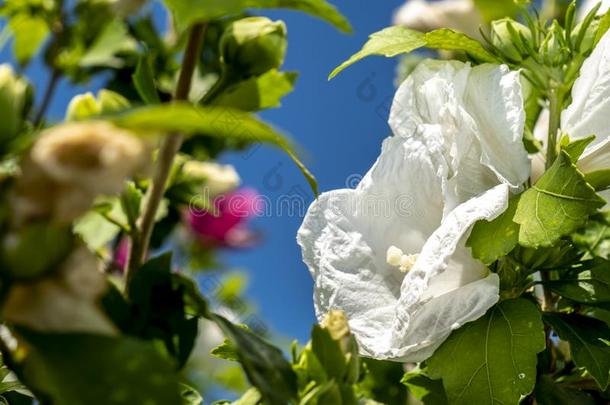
[427,299,545,404]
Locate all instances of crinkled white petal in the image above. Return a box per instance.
[562,30,610,158]
[463,64,529,189]
[386,184,507,361]
[298,136,444,359]
[298,131,506,361]
[389,60,529,212]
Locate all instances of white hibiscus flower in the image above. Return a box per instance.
[298,60,530,361]
[561,31,610,176]
[533,31,610,195]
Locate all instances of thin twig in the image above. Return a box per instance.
[125,23,207,282]
[33,69,60,126]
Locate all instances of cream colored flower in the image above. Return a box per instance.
[12,121,149,223]
[32,121,147,195]
[2,247,117,335]
[182,161,240,198]
[393,0,484,40]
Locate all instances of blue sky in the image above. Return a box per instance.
[0,0,405,343]
[223,0,405,342]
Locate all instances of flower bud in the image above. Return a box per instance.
[220,17,287,77]
[320,309,350,342]
[66,93,101,121]
[490,18,531,62]
[66,90,130,121]
[0,64,29,145]
[542,21,567,66]
[320,309,360,383]
[12,121,149,223]
[182,161,240,198]
[571,18,600,55]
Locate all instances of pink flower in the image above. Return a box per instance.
[113,237,130,271]
[187,188,263,248]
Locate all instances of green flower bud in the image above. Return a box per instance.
[220,17,287,77]
[66,93,101,122]
[66,90,130,121]
[0,64,29,145]
[490,18,532,62]
[97,89,130,114]
[542,21,568,66]
[571,18,600,55]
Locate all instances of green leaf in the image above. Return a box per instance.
[467,196,520,265]
[79,19,137,68]
[427,299,545,404]
[132,55,161,104]
[543,259,610,310]
[424,29,496,63]
[17,330,183,405]
[329,27,496,79]
[121,182,143,231]
[73,210,121,252]
[329,26,426,79]
[163,0,351,33]
[211,314,298,405]
[8,13,49,65]
[595,8,610,46]
[534,374,597,405]
[180,383,203,405]
[127,254,199,368]
[543,313,610,389]
[358,359,407,405]
[210,339,240,362]
[560,135,596,162]
[111,103,318,196]
[585,169,610,191]
[514,151,606,248]
[212,70,297,111]
[310,325,346,381]
[401,368,448,405]
[572,212,610,259]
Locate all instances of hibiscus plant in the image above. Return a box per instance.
[0,0,608,404]
[302,0,610,403]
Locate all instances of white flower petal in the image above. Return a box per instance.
[463,64,530,189]
[390,60,529,212]
[562,30,610,155]
[577,138,610,173]
[578,0,610,20]
[386,184,507,361]
[297,136,444,358]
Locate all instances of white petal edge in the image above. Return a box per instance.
[383,184,509,361]
[562,30,610,153]
[389,60,529,209]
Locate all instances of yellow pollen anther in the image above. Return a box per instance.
[386,246,418,273]
[386,245,404,266]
